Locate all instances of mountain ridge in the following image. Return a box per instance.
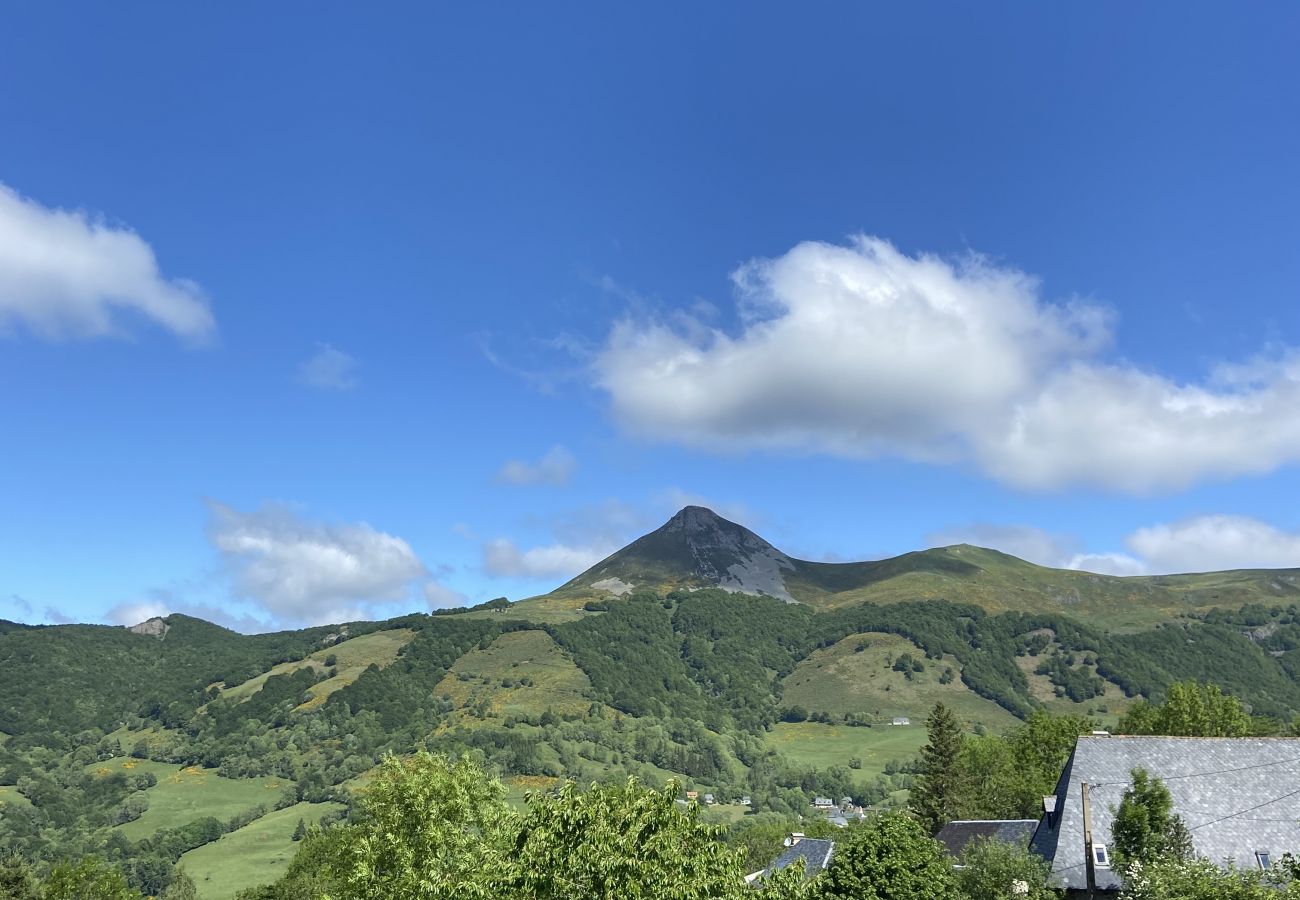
[542,506,1300,630]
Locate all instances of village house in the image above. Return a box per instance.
[1031,734,1300,896]
[811,796,835,811]
[746,833,835,885]
[935,819,1038,860]
[892,716,910,726]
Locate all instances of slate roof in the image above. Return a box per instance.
[762,838,835,880]
[1031,735,1300,892]
[935,819,1038,857]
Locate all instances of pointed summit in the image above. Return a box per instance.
[562,506,797,601]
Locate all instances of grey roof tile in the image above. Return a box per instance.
[1031,736,1300,891]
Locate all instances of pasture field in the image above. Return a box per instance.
[0,784,32,811]
[780,632,1020,729]
[82,758,287,840]
[433,629,591,719]
[764,721,927,784]
[217,627,415,706]
[181,801,343,900]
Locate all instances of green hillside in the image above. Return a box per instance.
[7,511,1300,897]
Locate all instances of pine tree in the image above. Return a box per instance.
[913,702,964,833]
[291,818,307,841]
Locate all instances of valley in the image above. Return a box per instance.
[5,507,1300,897]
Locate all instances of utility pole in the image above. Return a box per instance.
[1081,781,1097,900]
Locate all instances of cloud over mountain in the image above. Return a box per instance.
[595,237,1300,493]
[206,501,430,626]
[0,183,214,342]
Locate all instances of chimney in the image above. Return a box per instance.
[1042,796,1058,828]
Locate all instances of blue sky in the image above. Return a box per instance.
[3,3,1300,630]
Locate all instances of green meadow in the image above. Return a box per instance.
[765,721,927,785]
[180,801,343,900]
[83,758,287,841]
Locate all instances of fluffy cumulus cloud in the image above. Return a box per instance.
[482,539,607,580]
[298,343,358,390]
[105,599,170,627]
[206,501,430,626]
[594,236,1300,493]
[0,183,214,342]
[1127,515,1300,574]
[479,499,647,581]
[495,445,577,486]
[930,514,1300,577]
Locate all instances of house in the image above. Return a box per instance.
[1031,734,1300,896]
[892,716,910,726]
[739,795,752,806]
[745,833,835,884]
[685,790,699,802]
[838,796,855,811]
[811,796,835,810]
[935,819,1038,859]
[703,792,716,805]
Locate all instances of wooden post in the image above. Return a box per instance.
[1081,781,1097,900]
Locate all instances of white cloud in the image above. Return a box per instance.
[927,523,1146,576]
[496,445,577,486]
[594,236,1300,493]
[423,581,469,610]
[482,538,607,580]
[1127,515,1300,574]
[0,183,214,342]
[207,501,428,626]
[298,343,358,390]
[106,600,170,627]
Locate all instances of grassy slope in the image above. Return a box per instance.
[433,629,592,719]
[83,759,286,840]
[790,545,1300,629]
[219,628,415,707]
[181,801,343,900]
[780,632,1020,729]
[765,722,927,786]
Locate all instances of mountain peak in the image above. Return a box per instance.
[663,505,730,532]
[565,506,797,602]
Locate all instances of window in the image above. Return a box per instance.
[1092,845,1110,869]
[1257,852,1272,870]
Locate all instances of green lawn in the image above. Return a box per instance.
[84,759,287,840]
[765,722,927,784]
[181,801,343,900]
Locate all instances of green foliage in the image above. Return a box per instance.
[0,854,39,900]
[814,811,955,899]
[1119,857,1300,900]
[42,857,141,900]
[332,751,514,900]
[955,837,1060,900]
[1111,769,1192,867]
[510,777,747,898]
[911,703,963,833]
[956,710,1093,819]
[1117,682,1253,736]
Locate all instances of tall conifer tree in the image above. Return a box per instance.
[913,702,964,833]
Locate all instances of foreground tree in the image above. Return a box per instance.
[42,858,141,900]
[814,812,955,900]
[912,703,964,833]
[1120,857,1300,900]
[510,777,810,899]
[1111,769,1192,867]
[0,855,39,900]
[1117,682,1252,737]
[955,837,1060,900]
[334,751,516,900]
